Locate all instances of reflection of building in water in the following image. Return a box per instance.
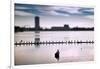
[34,16,41,47]
[34,31,40,47]
[35,16,40,31]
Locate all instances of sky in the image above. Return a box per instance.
[15,3,94,28]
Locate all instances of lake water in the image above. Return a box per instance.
[14,31,94,65]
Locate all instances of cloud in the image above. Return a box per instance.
[15,10,33,16]
[53,7,81,14]
[85,15,94,19]
[79,8,94,15]
[15,3,94,17]
[34,7,70,16]
[15,6,30,10]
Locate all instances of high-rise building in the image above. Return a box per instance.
[35,16,40,30]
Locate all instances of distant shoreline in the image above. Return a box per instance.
[15,26,94,33]
[15,30,94,33]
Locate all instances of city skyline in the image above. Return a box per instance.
[15,16,94,32]
[15,3,94,28]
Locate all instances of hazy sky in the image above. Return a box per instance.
[15,3,94,28]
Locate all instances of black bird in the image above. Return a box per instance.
[55,49,60,61]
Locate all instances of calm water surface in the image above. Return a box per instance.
[15,31,94,65]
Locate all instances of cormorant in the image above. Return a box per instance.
[55,49,60,61]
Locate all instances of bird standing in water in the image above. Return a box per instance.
[55,49,60,61]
